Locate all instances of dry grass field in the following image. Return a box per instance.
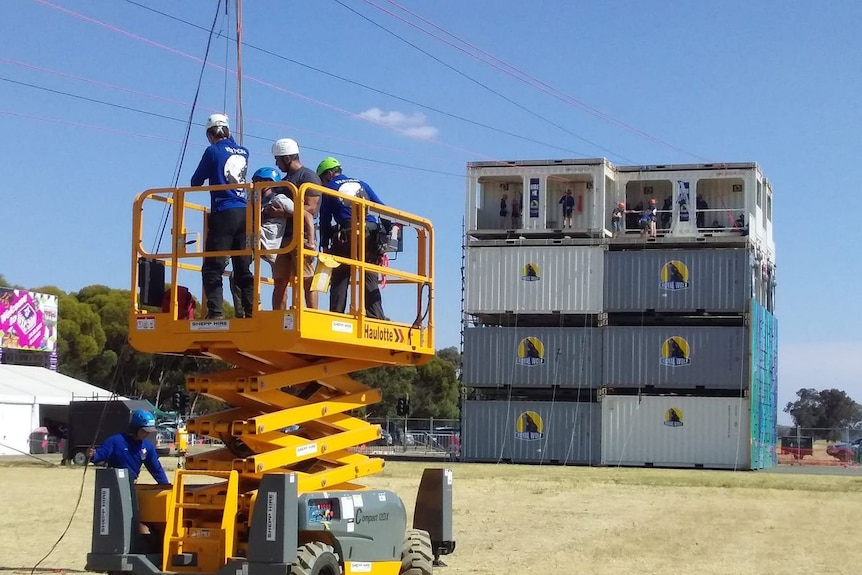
[1,458,861,575]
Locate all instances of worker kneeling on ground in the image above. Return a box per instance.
[317,157,389,320]
[87,408,169,486]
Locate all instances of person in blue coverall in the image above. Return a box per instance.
[190,113,253,319]
[87,408,169,485]
[316,157,388,320]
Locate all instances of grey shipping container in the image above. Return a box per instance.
[465,246,604,314]
[600,395,750,469]
[602,326,747,389]
[463,327,601,388]
[462,400,600,464]
[604,249,756,313]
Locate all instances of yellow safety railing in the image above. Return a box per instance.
[129,180,434,355]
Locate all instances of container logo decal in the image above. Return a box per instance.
[659,260,690,291]
[516,337,545,366]
[659,336,691,367]
[663,408,684,427]
[515,411,544,441]
[521,262,541,282]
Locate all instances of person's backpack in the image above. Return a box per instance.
[162,286,196,319]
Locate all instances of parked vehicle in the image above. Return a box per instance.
[779,436,813,460]
[826,438,862,462]
[368,429,393,447]
[155,428,175,456]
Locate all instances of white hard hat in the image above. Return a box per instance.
[206,113,230,130]
[272,138,300,157]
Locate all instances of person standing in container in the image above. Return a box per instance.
[611,202,626,237]
[640,198,657,239]
[559,190,576,228]
[499,193,509,228]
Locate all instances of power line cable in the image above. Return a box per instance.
[0,56,453,163]
[28,0,509,161]
[367,0,708,161]
[0,77,464,178]
[332,0,635,163]
[117,0,589,156]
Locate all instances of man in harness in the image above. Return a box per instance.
[317,157,389,320]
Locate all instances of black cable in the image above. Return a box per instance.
[0,442,60,467]
[118,0,587,156]
[331,0,636,164]
[29,344,129,575]
[0,77,185,124]
[155,0,224,255]
[1,76,465,179]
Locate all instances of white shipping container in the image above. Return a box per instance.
[600,395,750,469]
[465,246,604,314]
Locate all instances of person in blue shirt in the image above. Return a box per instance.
[190,113,253,319]
[86,408,169,485]
[316,157,388,320]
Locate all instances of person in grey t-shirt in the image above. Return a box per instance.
[271,138,321,310]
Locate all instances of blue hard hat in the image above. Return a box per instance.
[130,409,156,431]
[252,167,280,182]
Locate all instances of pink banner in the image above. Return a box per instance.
[0,288,58,352]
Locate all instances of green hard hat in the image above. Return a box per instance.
[317,156,341,176]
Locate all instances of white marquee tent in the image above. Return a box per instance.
[0,364,122,456]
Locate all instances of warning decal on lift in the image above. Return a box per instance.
[362,324,404,343]
[191,319,230,331]
[99,488,110,535]
[265,492,277,542]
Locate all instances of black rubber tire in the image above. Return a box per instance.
[72,450,88,466]
[291,542,341,575]
[400,529,433,575]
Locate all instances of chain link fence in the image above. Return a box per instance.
[777,427,862,466]
[347,417,461,460]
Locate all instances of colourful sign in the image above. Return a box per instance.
[0,288,59,352]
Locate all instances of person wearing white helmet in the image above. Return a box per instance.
[270,138,321,310]
[191,113,253,319]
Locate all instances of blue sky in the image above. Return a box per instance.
[3,0,860,422]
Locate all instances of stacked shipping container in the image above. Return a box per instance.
[461,400,601,464]
[461,160,778,470]
[598,246,777,469]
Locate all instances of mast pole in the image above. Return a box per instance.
[235,0,244,145]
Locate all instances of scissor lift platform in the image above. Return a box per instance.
[96,182,452,575]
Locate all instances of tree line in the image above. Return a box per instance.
[783,388,862,440]
[0,274,461,421]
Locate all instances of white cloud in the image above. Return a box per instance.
[359,107,439,139]
[778,340,862,423]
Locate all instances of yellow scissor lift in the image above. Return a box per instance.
[86,181,454,575]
